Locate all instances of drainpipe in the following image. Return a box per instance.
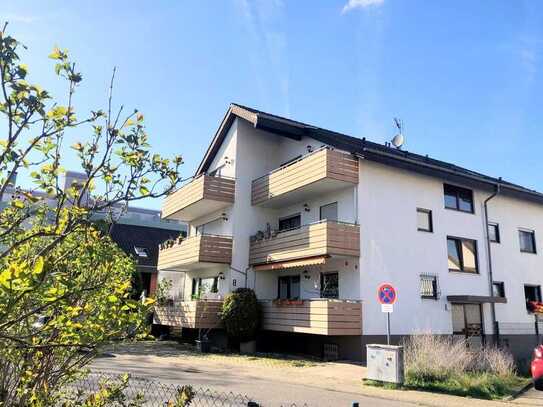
[484,179,501,345]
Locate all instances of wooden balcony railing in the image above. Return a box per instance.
[162,175,235,221]
[153,300,223,329]
[158,234,232,271]
[260,299,362,335]
[251,148,358,207]
[249,220,360,266]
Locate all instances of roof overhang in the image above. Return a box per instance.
[446,295,507,304]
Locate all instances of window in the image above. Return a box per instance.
[320,202,338,222]
[134,246,149,258]
[191,277,218,299]
[488,223,500,243]
[444,184,474,213]
[420,274,438,299]
[492,282,505,298]
[524,285,542,312]
[447,236,478,273]
[278,276,300,300]
[519,229,536,253]
[278,214,301,231]
[417,208,433,232]
[320,272,339,299]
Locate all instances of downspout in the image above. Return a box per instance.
[484,179,501,345]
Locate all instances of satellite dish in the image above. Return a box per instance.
[391,133,404,148]
[391,118,404,149]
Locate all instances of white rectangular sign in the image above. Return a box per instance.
[381,304,393,313]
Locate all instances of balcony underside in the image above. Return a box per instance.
[158,235,233,272]
[260,300,362,336]
[162,175,235,222]
[249,221,360,266]
[252,148,358,207]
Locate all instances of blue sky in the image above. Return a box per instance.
[2,1,543,209]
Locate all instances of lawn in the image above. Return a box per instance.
[365,372,530,400]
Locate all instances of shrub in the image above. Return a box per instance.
[404,334,473,382]
[400,334,522,400]
[474,346,516,377]
[220,288,259,342]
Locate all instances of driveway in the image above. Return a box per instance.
[91,341,520,407]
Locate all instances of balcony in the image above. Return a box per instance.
[153,300,223,329]
[260,299,362,336]
[249,220,360,266]
[251,148,358,207]
[162,175,235,222]
[158,234,233,271]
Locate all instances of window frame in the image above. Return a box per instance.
[278,213,301,232]
[492,281,505,298]
[519,229,537,254]
[443,184,474,214]
[320,272,339,299]
[524,284,542,312]
[277,275,301,300]
[488,223,500,244]
[320,202,338,222]
[447,236,479,274]
[420,274,438,299]
[416,208,433,233]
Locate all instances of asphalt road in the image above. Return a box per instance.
[90,342,417,407]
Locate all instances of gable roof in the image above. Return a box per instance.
[109,223,182,269]
[196,103,543,205]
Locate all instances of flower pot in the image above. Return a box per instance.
[195,339,211,353]
[240,340,256,355]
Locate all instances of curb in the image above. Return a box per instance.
[503,381,533,401]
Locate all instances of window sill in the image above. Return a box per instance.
[417,228,433,233]
[444,207,475,215]
[448,269,479,275]
[520,250,537,255]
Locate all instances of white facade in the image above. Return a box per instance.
[160,109,543,350]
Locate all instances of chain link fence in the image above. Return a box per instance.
[69,372,310,407]
[70,372,255,406]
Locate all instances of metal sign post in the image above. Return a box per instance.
[378,283,397,345]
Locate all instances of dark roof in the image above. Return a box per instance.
[109,223,182,270]
[196,103,543,206]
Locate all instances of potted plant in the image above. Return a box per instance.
[220,288,259,354]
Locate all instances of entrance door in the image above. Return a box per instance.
[451,303,484,349]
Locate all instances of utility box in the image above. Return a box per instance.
[366,344,404,384]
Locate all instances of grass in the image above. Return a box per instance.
[364,334,531,400]
[364,373,530,400]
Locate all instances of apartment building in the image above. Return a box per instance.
[155,103,543,362]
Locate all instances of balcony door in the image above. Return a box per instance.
[451,303,484,349]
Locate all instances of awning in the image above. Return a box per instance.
[253,256,328,272]
[447,295,507,304]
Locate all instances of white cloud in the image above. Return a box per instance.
[342,0,384,14]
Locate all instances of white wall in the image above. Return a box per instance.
[357,160,543,336]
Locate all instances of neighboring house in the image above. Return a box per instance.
[1,171,185,299]
[155,103,543,363]
[109,212,185,299]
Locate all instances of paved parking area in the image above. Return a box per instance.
[91,341,524,407]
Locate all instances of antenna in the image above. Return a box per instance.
[391,118,404,149]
